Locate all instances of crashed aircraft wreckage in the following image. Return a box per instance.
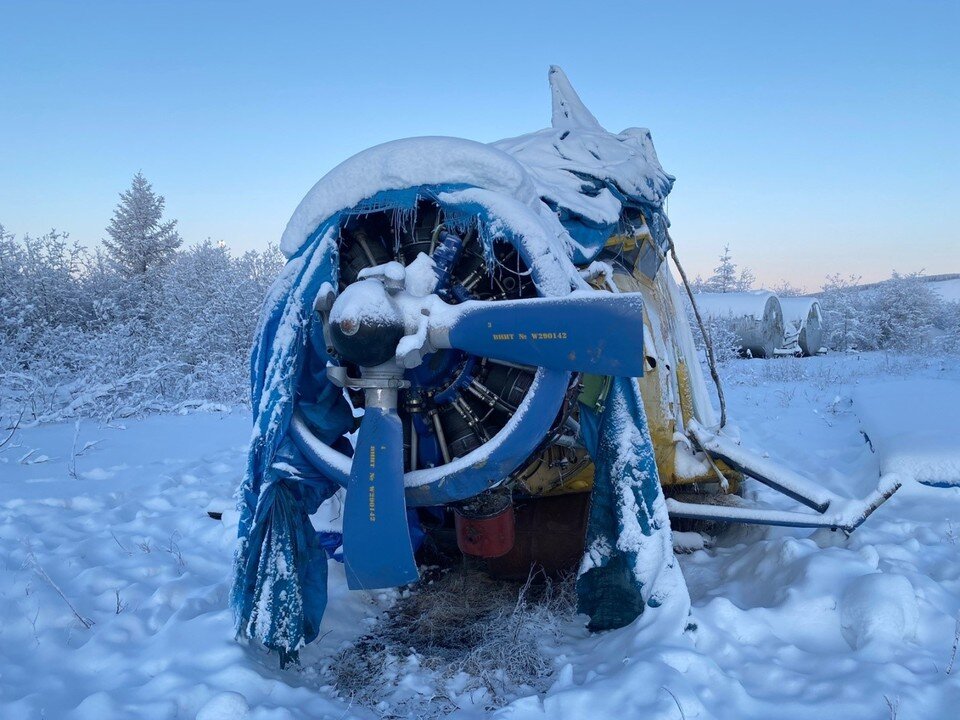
[232,67,900,664]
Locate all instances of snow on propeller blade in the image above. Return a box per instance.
[435,291,647,377]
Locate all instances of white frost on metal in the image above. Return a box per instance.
[779,296,822,331]
[434,186,586,297]
[666,471,901,531]
[695,291,780,322]
[664,268,718,427]
[689,419,837,509]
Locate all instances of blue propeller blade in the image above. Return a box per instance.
[443,292,646,377]
[342,405,419,590]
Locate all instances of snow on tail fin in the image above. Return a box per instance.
[549,65,604,130]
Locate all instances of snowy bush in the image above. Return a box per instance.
[819,272,956,353]
[703,316,743,364]
[682,297,742,365]
[937,301,960,353]
[0,175,283,422]
[770,279,806,297]
[869,272,940,352]
[820,274,881,352]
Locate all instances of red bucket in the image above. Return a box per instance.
[454,494,515,559]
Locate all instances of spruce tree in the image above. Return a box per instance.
[709,245,736,292]
[102,173,181,277]
[705,245,754,293]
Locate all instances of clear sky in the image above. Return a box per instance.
[1,0,957,290]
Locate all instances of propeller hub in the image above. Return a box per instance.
[328,280,406,367]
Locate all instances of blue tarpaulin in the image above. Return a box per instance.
[233,183,687,664]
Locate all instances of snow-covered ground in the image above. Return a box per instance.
[855,378,960,486]
[2,352,959,719]
[931,277,960,303]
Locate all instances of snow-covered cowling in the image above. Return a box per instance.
[493,66,675,267]
[234,67,691,665]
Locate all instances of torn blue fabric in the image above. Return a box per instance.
[232,216,349,665]
[576,377,688,630]
[232,184,577,664]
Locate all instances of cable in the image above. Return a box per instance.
[665,230,727,429]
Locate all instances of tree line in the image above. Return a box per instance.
[2,178,957,422]
[0,173,282,422]
[690,245,959,359]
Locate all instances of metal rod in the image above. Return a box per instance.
[454,394,490,442]
[430,410,452,464]
[409,414,418,471]
[467,378,518,415]
[485,357,536,372]
[688,420,834,513]
[666,230,727,428]
[688,434,731,493]
[700,445,831,514]
[429,223,444,256]
[363,386,398,410]
[463,270,483,291]
[355,232,378,267]
[666,499,837,529]
[552,434,579,449]
[666,478,900,533]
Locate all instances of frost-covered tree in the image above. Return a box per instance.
[704,245,754,293]
[869,271,939,351]
[820,273,878,351]
[158,241,262,398]
[102,173,182,277]
[0,226,97,413]
[0,227,87,339]
[938,301,960,353]
[771,279,806,297]
[1,215,286,420]
[237,244,285,296]
[683,294,742,364]
[708,246,736,293]
[689,274,707,293]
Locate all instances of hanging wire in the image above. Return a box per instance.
[665,230,727,428]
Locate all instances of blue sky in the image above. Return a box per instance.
[1,1,957,289]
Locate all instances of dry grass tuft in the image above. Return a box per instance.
[331,564,576,717]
